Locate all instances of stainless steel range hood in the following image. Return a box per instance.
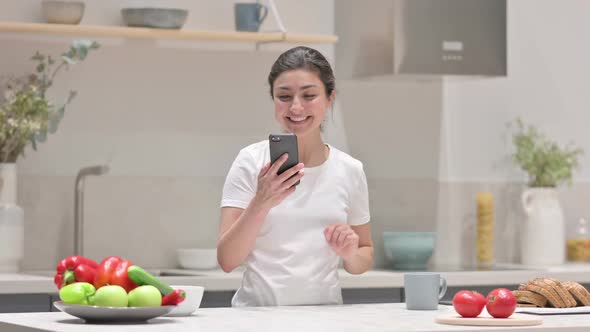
[335,0,507,78]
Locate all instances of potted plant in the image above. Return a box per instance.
[0,40,99,272]
[511,118,583,266]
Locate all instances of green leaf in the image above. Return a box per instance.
[72,39,95,50]
[33,129,47,144]
[47,110,63,134]
[68,40,101,61]
[62,55,76,65]
[78,47,88,60]
[47,92,76,134]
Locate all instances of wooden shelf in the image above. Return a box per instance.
[0,22,338,44]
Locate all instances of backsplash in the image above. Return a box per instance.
[435,181,590,267]
[18,175,438,270]
[20,174,590,271]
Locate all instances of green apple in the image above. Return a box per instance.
[128,285,162,307]
[94,285,128,307]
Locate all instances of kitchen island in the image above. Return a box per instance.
[0,303,588,332]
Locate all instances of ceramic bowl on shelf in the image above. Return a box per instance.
[382,232,436,270]
[121,8,189,29]
[176,248,218,270]
[41,0,85,25]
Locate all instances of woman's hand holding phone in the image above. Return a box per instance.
[252,153,304,210]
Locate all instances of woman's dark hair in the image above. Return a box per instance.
[267,46,335,99]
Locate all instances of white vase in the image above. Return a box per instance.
[0,163,24,272]
[520,188,565,266]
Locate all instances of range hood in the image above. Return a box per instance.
[335,0,507,78]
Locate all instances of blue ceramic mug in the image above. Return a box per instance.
[404,272,447,310]
[234,3,268,32]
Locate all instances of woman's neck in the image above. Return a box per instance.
[297,131,328,167]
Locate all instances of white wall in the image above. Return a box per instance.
[435,0,590,266]
[440,0,590,183]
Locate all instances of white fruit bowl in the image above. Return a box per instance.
[176,248,218,270]
[165,285,204,317]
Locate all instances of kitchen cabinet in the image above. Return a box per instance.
[201,288,403,307]
[49,294,60,312]
[201,291,235,308]
[0,294,52,313]
[343,288,401,304]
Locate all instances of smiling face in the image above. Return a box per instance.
[272,69,334,138]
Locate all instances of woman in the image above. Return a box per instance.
[218,46,373,307]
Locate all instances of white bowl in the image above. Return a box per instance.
[42,0,85,24]
[165,285,204,317]
[177,248,218,270]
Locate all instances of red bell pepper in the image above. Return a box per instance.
[54,255,98,290]
[162,289,186,306]
[93,256,138,292]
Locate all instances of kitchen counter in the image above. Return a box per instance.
[4,263,590,294]
[0,303,588,332]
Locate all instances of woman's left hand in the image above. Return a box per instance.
[324,224,359,260]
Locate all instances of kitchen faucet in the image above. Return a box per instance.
[74,165,109,256]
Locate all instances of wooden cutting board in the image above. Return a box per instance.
[435,313,542,326]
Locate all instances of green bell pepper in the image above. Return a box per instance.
[59,282,96,305]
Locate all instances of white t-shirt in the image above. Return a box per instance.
[220,140,370,307]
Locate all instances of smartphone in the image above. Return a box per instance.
[269,133,300,186]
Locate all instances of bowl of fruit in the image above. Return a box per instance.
[52,255,189,323]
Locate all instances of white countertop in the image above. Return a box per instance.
[0,303,589,332]
[3,263,590,294]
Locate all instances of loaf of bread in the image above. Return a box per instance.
[514,278,589,308]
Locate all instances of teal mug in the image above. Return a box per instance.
[234,3,268,32]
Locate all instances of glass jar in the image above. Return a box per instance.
[566,218,590,262]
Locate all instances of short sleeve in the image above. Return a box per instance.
[347,163,371,226]
[220,149,258,209]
